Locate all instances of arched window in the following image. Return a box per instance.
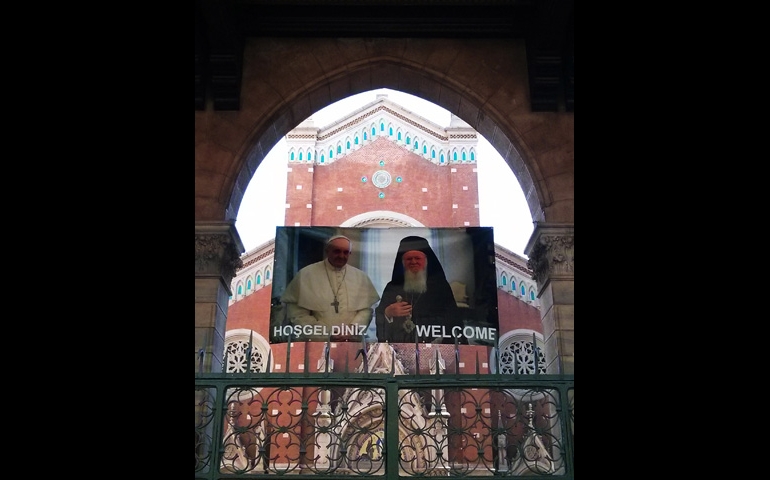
[440,153,445,163]
[470,151,475,161]
[511,279,516,292]
[389,127,393,136]
[498,331,546,374]
[423,145,427,154]
[346,141,351,149]
[355,136,359,145]
[299,152,303,161]
[290,151,295,161]
[521,284,526,296]
[397,131,401,141]
[380,122,385,131]
[266,269,271,280]
[247,279,252,290]
[530,290,536,301]
[406,136,410,144]
[224,329,271,374]
[501,274,507,286]
[364,132,368,140]
[320,154,325,163]
[256,274,261,285]
[372,127,376,136]
[462,151,466,161]
[337,145,342,154]
[237,285,242,295]
[453,151,458,161]
[431,149,436,159]
[414,141,418,149]
[329,149,333,158]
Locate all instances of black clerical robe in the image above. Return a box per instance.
[375,276,466,344]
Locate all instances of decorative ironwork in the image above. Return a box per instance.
[195,342,574,479]
[217,385,387,475]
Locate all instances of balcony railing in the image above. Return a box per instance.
[195,342,574,479]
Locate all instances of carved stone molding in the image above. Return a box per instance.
[195,222,245,284]
[525,223,574,287]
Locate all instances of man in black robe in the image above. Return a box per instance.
[375,236,466,344]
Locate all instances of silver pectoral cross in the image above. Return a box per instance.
[331,297,340,313]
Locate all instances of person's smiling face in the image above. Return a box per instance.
[402,250,427,274]
[326,238,351,269]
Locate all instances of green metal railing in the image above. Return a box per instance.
[195,344,574,479]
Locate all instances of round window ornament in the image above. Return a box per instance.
[379,160,385,166]
[361,176,368,183]
[396,176,403,183]
[372,170,392,188]
[378,192,385,199]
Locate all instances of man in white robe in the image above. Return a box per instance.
[281,235,380,341]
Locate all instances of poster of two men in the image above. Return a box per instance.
[269,226,499,346]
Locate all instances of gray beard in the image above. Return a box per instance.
[403,269,427,293]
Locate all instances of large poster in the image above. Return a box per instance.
[269,226,499,345]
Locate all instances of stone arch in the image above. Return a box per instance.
[196,38,572,227]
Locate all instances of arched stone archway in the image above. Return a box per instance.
[195,35,573,375]
[195,37,573,227]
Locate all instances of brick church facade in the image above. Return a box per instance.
[224,94,544,378]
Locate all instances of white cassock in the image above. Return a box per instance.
[281,259,380,341]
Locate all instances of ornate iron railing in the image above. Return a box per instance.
[195,344,574,479]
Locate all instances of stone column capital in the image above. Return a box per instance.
[524,222,574,288]
[195,221,245,286]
